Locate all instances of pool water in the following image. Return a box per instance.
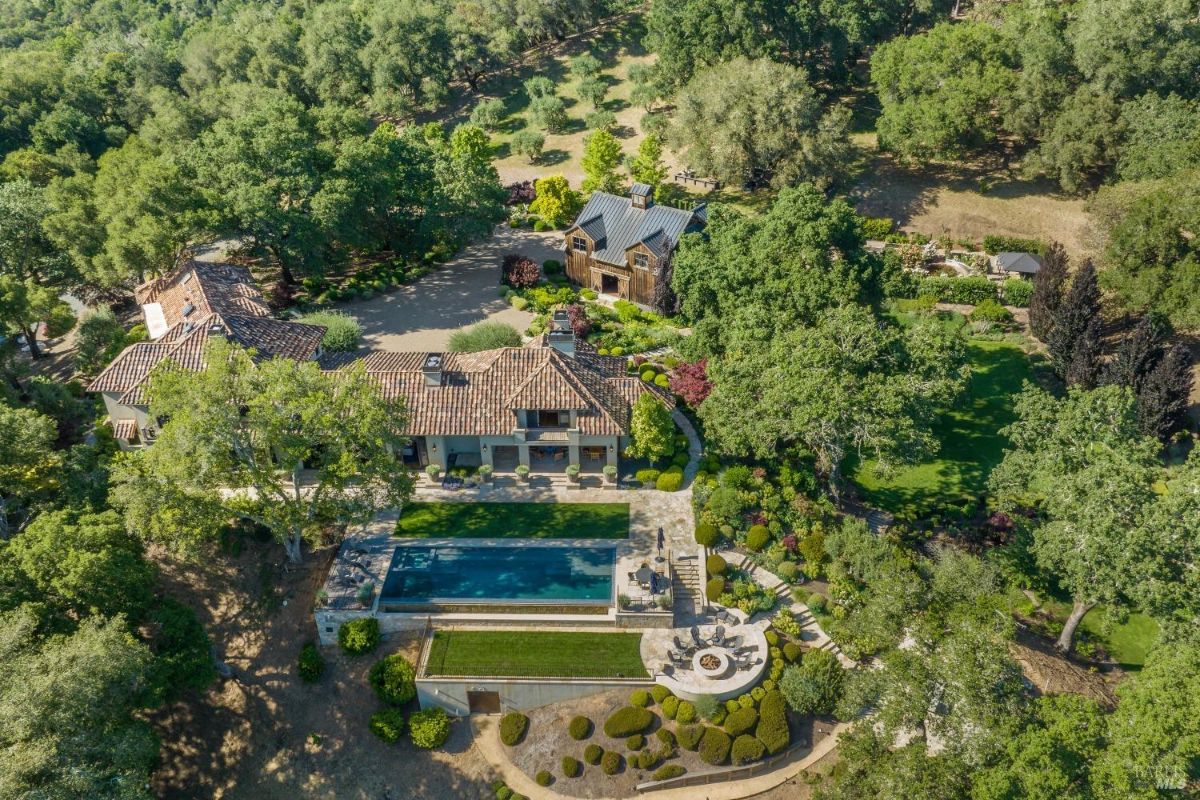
[380,544,615,604]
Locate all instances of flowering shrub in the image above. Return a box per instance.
[669,359,713,406]
[566,304,592,337]
[502,254,540,289]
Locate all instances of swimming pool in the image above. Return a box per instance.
[380,543,615,605]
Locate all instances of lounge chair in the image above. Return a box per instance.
[722,635,742,650]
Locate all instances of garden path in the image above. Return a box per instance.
[472,713,848,800]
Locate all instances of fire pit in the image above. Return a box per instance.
[692,647,732,679]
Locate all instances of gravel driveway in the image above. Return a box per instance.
[341,226,564,352]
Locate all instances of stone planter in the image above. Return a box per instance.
[515,466,530,482]
[565,464,581,483]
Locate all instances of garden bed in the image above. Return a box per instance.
[424,631,647,678]
[395,502,629,540]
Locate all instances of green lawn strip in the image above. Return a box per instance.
[424,630,648,678]
[852,334,1032,519]
[1003,587,1160,669]
[395,502,629,539]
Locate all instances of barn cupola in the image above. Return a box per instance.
[630,182,653,210]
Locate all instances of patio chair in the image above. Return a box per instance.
[673,635,694,654]
[721,635,742,650]
[690,626,707,648]
[712,625,726,644]
[660,664,675,677]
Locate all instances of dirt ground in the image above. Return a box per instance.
[507,688,837,798]
[849,144,1098,260]
[146,539,495,799]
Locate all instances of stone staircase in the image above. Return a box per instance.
[670,553,703,621]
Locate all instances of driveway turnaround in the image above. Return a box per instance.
[340,226,563,351]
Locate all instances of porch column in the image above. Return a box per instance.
[518,445,531,468]
[427,436,449,470]
[569,444,580,466]
[480,440,494,468]
[606,440,618,469]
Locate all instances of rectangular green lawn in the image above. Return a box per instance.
[852,334,1033,519]
[424,630,648,678]
[395,502,629,539]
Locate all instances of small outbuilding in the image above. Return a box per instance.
[994,251,1044,276]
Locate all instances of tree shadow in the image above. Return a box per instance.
[539,149,570,166]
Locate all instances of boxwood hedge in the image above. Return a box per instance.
[499,712,528,746]
[603,706,653,738]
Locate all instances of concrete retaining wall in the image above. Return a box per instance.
[314,608,427,646]
[417,676,651,717]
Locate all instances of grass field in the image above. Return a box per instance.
[1007,587,1161,669]
[852,314,1034,519]
[424,630,648,677]
[395,502,630,539]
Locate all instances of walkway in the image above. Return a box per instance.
[337,225,562,351]
[472,714,848,800]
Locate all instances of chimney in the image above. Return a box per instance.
[547,310,575,358]
[422,353,444,387]
[206,319,225,342]
[630,182,652,210]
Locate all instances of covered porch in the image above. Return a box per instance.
[491,443,612,474]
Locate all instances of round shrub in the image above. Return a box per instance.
[543,258,563,275]
[603,706,654,738]
[629,689,651,707]
[298,642,324,682]
[654,373,670,388]
[699,727,732,766]
[499,712,528,746]
[756,691,791,755]
[568,715,592,740]
[783,642,804,663]
[535,771,552,786]
[731,734,765,765]
[695,522,719,547]
[677,724,704,751]
[635,468,661,486]
[672,450,690,467]
[1002,276,1033,307]
[724,707,759,737]
[725,699,741,713]
[738,693,756,710]
[601,751,622,775]
[711,707,727,725]
[640,369,656,382]
[765,630,780,646]
[369,708,406,743]
[676,700,696,724]
[584,744,603,764]
[637,749,660,770]
[652,764,686,781]
[626,734,644,750]
[776,561,799,582]
[656,470,683,492]
[493,781,513,800]
[706,554,727,576]
[752,686,767,702]
[970,297,1014,324]
[337,618,380,655]
[655,728,675,748]
[661,695,679,720]
[650,685,672,704]
[806,592,828,614]
[561,756,581,778]
[746,525,771,552]
[706,576,725,602]
[408,707,451,749]
[368,654,416,705]
[297,310,362,352]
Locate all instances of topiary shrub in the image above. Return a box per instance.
[711,706,727,725]
[604,706,654,738]
[725,699,741,713]
[408,707,451,749]
[699,727,732,765]
[655,728,675,748]
[656,470,683,492]
[368,654,416,705]
[650,685,672,704]
[724,707,759,737]
[675,700,696,724]
[629,689,651,707]
[738,693,756,710]
[706,554,727,576]
[706,577,725,602]
[298,642,324,682]
[601,751,622,775]
[755,691,791,755]
[677,724,704,751]
[492,780,513,800]
[661,695,679,720]
[535,771,553,787]
[652,764,686,781]
[731,734,766,765]
[561,756,581,778]
[970,298,1014,324]
[746,525,771,552]
[626,734,644,751]
[568,715,592,740]
[776,561,799,582]
[369,708,406,742]
[783,642,804,663]
[338,618,380,655]
[695,522,719,547]
[584,744,604,764]
[635,468,661,486]
[637,749,661,770]
[752,686,766,702]
[499,712,529,746]
[765,630,780,646]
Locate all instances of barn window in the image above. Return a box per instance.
[572,236,587,252]
[633,252,649,269]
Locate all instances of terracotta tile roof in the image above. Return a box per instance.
[112,419,137,441]
[320,337,672,437]
[89,261,324,405]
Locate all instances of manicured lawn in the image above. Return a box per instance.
[424,630,648,678]
[852,326,1033,519]
[395,502,629,539]
[1005,587,1161,670]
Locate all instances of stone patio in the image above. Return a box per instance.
[640,618,770,701]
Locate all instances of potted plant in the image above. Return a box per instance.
[603,464,617,483]
[515,464,530,482]
[425,464,441,483]
[565,463,581,482]
[478,464,493,483]
[314,588,329,609]
[617,593,632,610]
